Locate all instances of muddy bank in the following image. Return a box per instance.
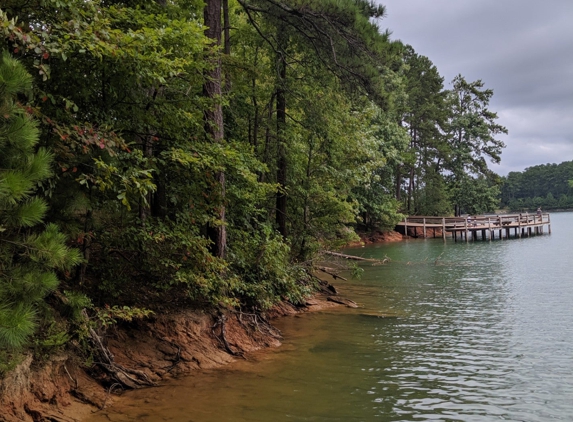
[348,227,450,247]
[346,230,404,247]
[0,294,341,422]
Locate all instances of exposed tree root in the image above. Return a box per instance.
[159,338,182,373]
[233,310,282,340]
[212,314,244,357]
[100,383,123,411]
[87,326,156,389]
[24,405,78,422]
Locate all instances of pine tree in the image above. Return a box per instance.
[0,52,81,351]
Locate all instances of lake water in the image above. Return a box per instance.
[88,212,573,422]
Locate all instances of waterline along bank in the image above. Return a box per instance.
[87,212,573,422]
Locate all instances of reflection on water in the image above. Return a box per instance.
[88,213,573,422]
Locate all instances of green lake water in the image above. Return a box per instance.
[89,212,573,422]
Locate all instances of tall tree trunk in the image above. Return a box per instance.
[222,0,231,93]
[407,166,414,214]
[203,0,227,258]
[275,30,287,237]
[395,164,402,201]
[139,134,153,223]
[251,47,259,149]
[299,139,314,260]
[259,94,274,184]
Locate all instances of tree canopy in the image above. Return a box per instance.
[501,161,573,211]
[0,0,510,365]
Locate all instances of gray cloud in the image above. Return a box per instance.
[379,0,573,175]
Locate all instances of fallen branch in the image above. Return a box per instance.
[309,273,338,295]
[317,266,348,281]
[327,296,359,308]
[322,251,379,262]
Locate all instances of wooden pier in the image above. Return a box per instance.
[396,213,551,242]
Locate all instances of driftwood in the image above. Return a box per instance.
[322,251,379,262]
[327,296,359,308]
[317,266,348,281]
[359,312,398,319]
[310,273,339,295]
[325,283,338,294]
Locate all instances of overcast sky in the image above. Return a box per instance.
[378,0,573,175]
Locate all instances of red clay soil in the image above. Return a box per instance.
[0,295,340,422]
[402,226,446,239]
[347,230,404,247]
[348,228,449,246]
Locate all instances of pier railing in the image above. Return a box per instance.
[397,213,551,242]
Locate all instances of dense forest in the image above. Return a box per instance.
[1,0,508,369]
[500,161,573,211]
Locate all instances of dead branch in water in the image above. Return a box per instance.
[317,266,348,281]
[309,273,338,295]
[322,250,382,263]
[327,296,359,308]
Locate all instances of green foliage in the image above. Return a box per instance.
[94,305,154,329]
[350,264,364,279]
[501,161,573,210]
[0,1,515,369]
[448,173,501,215]
[394,50,507,216]
[34,320,70,353]
[0,52,80,353]
[0,350,22,375]
[445,75,507,176]
[416,172,452,216]
[228,223,312,309]
[77,151,156,211]
[353,106,409,229]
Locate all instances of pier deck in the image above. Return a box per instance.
[396,213,551,242]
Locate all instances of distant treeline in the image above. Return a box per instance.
[500,161,573,211]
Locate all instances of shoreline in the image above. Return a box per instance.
[346,230,405,247]
[0,291,344,422]
[0,231,404,422]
